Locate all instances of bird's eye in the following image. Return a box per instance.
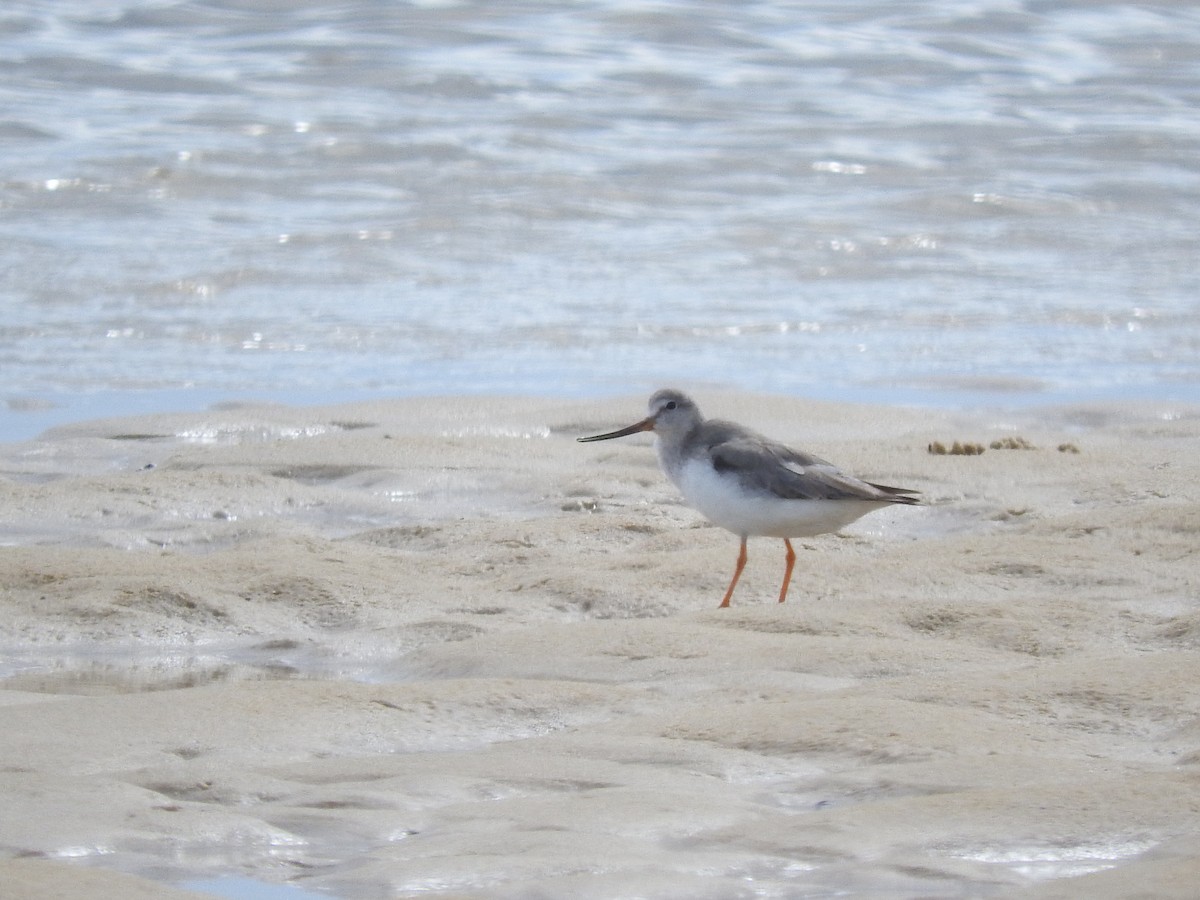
[665,401,677,410]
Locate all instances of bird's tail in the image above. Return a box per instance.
[868,482,921,504]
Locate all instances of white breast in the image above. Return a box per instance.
[671,455,887,539]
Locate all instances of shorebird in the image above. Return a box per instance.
[578,389,919,607]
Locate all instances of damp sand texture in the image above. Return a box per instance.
[2,393,1200,898]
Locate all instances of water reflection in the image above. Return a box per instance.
[0,642,332,695]
[181,875,332,900]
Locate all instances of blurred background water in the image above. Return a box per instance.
[2,0,1199,442]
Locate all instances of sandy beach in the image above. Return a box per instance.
[1,391,1199,899]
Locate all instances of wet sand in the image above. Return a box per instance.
[2,392,1199,899]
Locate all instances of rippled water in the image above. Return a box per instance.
[2,0,1199,443]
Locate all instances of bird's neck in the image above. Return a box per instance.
[653,427,700,485]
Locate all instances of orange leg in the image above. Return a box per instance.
[778,539,797,603]
[718,537,748,608]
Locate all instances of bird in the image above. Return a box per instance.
[577,389,919,607]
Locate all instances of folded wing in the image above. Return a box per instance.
[708,437,919,504]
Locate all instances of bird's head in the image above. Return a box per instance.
[577,389,700,443]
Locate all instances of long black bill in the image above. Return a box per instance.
[576,418,654,442]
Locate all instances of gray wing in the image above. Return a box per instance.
[707,435,918,503]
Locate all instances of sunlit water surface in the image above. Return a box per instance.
[2,0,1199,443]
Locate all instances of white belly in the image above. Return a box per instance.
[671,456,888,539]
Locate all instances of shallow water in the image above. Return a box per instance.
[3,0,1200,442]
[181,876,331,900]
